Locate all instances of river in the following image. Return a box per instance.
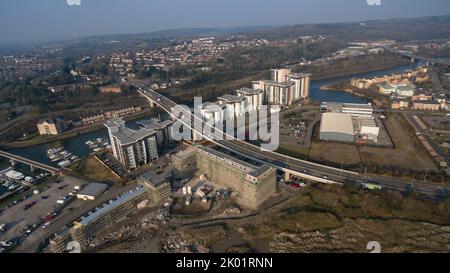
[0,62,423,167]
[1,116,161,169]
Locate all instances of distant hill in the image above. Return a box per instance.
[2,15,450,55]
[245,15,450,42]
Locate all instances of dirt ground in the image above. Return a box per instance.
[359,114,438,172]
[309,142,361,166]
[71,156,122,184]
[308,114,438,173]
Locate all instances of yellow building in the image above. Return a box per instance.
[37,117,68,135]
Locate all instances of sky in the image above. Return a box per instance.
[0,0,450,44]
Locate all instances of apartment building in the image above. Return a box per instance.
[37,117,69,136]
[252,68,311,106]
[104,117,159,171]
[236,87,264,111]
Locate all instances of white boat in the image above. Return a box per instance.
[8,184,20,190]
[58,160,72,168]
[5,170,25,180]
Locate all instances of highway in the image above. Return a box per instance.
[138,88,450,199]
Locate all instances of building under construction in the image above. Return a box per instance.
[171,145,277,209]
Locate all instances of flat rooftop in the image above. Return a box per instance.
[77,183,108,197]
[320,113,355,136]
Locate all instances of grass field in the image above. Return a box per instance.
[71,156,122,184]
[309,142,361,166]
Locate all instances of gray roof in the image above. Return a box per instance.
[78,186,146,226]
[288,73,311,78]
[261,80,295,87]
[139,170,171,188]
[236,87,263,95]
[218,94,245,103]
[137,118,173,130]
[77,183,108,197]
[112,127,156,145]
[194,145,272,179]
[104,117,125,128]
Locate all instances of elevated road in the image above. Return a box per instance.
[385,47,450,67]
[138,89,450,199]
[0,150,61,175]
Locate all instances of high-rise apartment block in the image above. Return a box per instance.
[104,117,159,170]
[253,68,311,106]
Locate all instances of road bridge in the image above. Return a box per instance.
[138,88,450,198]
[0,150,61,175]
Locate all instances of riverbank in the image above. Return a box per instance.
[320,84,389,108]
[2,109,157,149]
[307,53,411,81]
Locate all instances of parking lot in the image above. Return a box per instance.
[0,176,87,245]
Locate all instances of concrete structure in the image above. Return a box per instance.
[76,183,108,201]
[320,102,374,117]
[271,68,292,83]
[138,170,172,203]
[319,113,355,143]
[104,117,159,170]
[252,68,311,106]
[70,186,149,249]
[236,87,264,111]
[0,150,61,175]
[171,145,276,209]
[217,94,246,119]
[198,102,225,124]
[136,118,174,148]
[355,117,380,142]
[287,73,311,99]
[253,80,296,106]
[37,117,68,136]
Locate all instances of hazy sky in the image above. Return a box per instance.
[1,0,450,44]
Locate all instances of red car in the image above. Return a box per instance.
[23,201,37,210]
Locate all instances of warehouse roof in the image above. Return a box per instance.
[320,113,354,136]
[77,183,108,198]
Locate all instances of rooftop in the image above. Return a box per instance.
[261,80,295,87]
[104,117,126,128]
[77,183,108,197]
[136,118,173,131]
[217,94,245,103]
[236,87,263,95]
[139,170,172,188]
[112,127,156,145]
[320,113,355,136]
[77,186,146,226]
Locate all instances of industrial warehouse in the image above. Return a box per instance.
[319,102,381,143]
